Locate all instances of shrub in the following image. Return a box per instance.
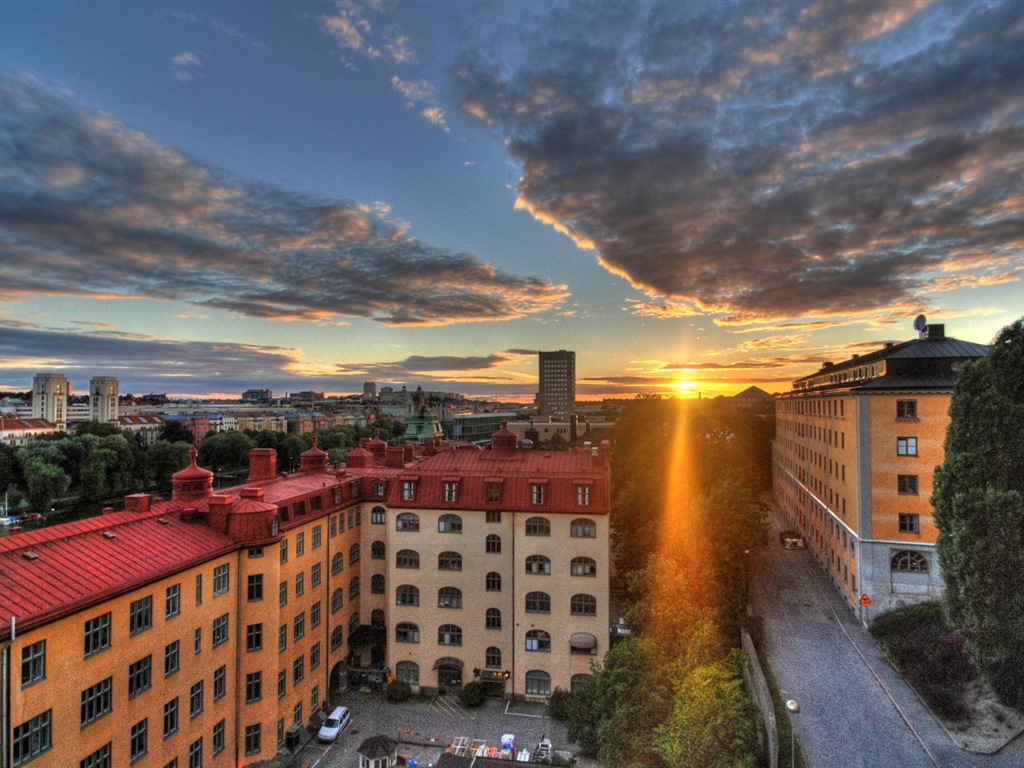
[459,681,487,708]
[386,679,411,703]
[549,688,572,721]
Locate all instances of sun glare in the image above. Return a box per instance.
[673,378,696,395]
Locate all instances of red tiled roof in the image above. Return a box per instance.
[0,417,57,431]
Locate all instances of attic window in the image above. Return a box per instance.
[102,530,116,539]
[22,551,39,561]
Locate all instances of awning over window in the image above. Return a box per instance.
[570,633,597,650]
[433,656,464,671]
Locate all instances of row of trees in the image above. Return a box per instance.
[560,397,773,766]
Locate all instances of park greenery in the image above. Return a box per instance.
[934,316,1024,709]
[560,396,772,767]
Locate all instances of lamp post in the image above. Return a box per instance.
[743,549,751,614]
[785,699,800,768]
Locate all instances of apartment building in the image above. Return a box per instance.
[30,375,68,433]
[537,351,575,421]
[0,424,610,767]
[772,324,988,620]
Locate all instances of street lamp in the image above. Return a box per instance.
[785,699,800,768]
[743,549,751,613]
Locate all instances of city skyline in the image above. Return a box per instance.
[1,1,1022,402]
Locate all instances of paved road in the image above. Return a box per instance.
[754,508,1024,768]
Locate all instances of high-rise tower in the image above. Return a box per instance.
[538,350,576,420]
[31,373,69,431]
[89,376,119,423]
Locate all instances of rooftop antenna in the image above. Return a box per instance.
[913,314,927,339]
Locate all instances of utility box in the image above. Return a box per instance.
[285,726,302,751]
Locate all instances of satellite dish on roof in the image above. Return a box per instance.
[913,314,927,332]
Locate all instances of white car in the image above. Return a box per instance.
[317,706,352,743]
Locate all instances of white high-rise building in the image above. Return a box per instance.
[31,373,69,431]
[89,376,119,423]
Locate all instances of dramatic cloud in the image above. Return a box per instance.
[0,71,566,327]
[455,1,1024,323]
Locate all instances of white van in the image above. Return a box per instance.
[317,706,352,743]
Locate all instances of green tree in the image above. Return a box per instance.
[934,317,1024,706]
[22,456,71,513]
[145,442,192,490]
[0,443,22,497]
[75,421,121,437]
[279,435,310,473]
[160,421,194,445]
[198,431,255,476]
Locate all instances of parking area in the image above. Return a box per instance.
[289,690,593,767]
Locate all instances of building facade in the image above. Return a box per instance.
[0,426,610,768]
[772,324,988,620]
[537,351,575,421]
[89,378,120,424]
[30,374,69,432]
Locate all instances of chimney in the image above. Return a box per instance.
[102,507,115,516]
[385,446,406,468]
[239,486,265,501]
[247,448,277,483]
[124,494,151,514]
[926,324,946,339]
[403,445,414,462]
[207,494,234,534]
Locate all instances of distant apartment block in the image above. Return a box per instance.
[242,388,273,404]
[537,350,575,421]
[0,417,60,447]
[89,376,120,423]
[772,323,988,620]
[31,373,69,432]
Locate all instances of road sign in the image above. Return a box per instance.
[859,593,871,606]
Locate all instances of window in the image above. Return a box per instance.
[331,588,344,613]
[81,678,112,726]
[294,612,305,641]
[372,506,386,524]
[438,587,463,608]
[571,593,598,616]
[443,482,458,503]
[21,640,45,687]
[214,665,226,700]
[526,555,551,574]
[438,514,463,533]
[397,585,420,606]
[311,563,322,587]
[130,719,148,763]
[165,640,180,676]
[212,614,229,647]
[163,698,178,738]
[485,608,502,629]
[349,543,360,564]
[194,627,202,654]
[438,624,462,646]
[525,629,551,652]
[294,532,304,557]
[897,437,918,456]
[486,534,502,553]
[349,577,360,599]
[330,514,338,537]
[531,484,545,505]
[577,485,591,506]
[395,661,419,685]
[130,596,153,635]
[128,655,152,698]
[486,484,502,504]
[190,681,204,718]
[571,518,596,538]
[293,702,303,727]
[898,475,919,495]
[195,574,203,605]
[348,612,360,633]
[84,613,111,657]
[213,720,225,756]
[526,516,550,536]
[312,525,322,548]
[277,670,286,698]
[486,572,502,591]
[526,591,551,613]
[371,540,385,559]
[247,574,263,601]
[438,551,463,570]
[295,572,305,597]
[897,399,918,419]
[892,550,929,573]
[80,743,111,768]
[396,622,420,643]
[166,584,181,618]
[280,540,288,564]
[331,626,345,650]
[397,549,420,568]
[485,646,502,668]
[279,581,288,607]
[246,672,262,703]
[332,552,344,575]
[248,546,263,559]
[213,563,229,596]
[369,574,386,594]
[571,556,597,576]
[525,670,551,696]
[245,724,262,756]
[188,738,202,768]
[240,624,260,655]
[402,481,416,501]
[373,481,386,496]
[899,513,920,533]
[311,601,322,629]
[293,655,305,684]
[396,513,420,531]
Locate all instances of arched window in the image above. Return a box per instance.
[570,556,596,576]
[525,591,551,613]
[395,661,419,685]
[331,588,344,613]
[571,594,597,616]
[485,608,502,630]
[525,516,550,536]
[371,609,385,628]
[348,612,360,633]
[438,624,462,646]
[371,540,385,560]
[525,670,551,696]
[396,513,420,532]
[485,572,502,592]
[330,626,344,651]
[396,585,420,606]
[371,505,386,524]
[396,623,420,643]
[438,551,463,571]
[570,518,597,538]
[370,574,385,594]
[349,577,360,599]
[438,587,463,609]
[438,514,463,533]
[486,534,501,553]
[485,646,502,669]
[349,543,360,564]
[571,673,595,692]
[526,555,551,575]
[525,629,551,652]
[331,552,344,575]
[396,549,420,569]
[891,550,929,573]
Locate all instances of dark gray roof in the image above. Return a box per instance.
[883,338,989,360]
[854,374,960,391]
[436,756,475,768]
[357,735,398,758]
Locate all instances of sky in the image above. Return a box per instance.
[0,1,1022,403]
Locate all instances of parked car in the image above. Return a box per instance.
[317,706,352,743]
